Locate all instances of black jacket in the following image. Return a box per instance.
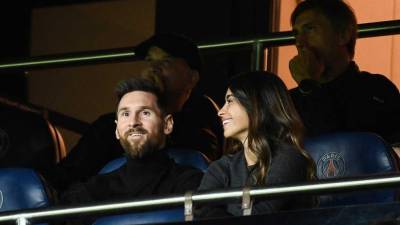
[60,150,203,205]
[60,150,203,225]
[291,62,400,144]
[195,143,314,218]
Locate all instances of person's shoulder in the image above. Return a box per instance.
[268,143,310,185]
[84,112,115,129]
[358,71,398,91]
[354,71,400,102]
[273,143,307,164]
[94,112,115,123]
[168,161,204,189]
[170,160,203,177]
[183,91,219,113]
[208,151,243,171]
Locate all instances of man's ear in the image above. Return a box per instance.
[338,28,352,46]
[190,70,200,87]
[115,120,120,140]
[163,114,174,135]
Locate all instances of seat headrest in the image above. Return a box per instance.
[304,132,398,206]
[93,208,183,225]
[166,148,208,172]
[305,132,397,179]
[0,168,50,212]
[99,148,209,174]
[0,108,56,171]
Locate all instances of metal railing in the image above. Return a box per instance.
[1,20,399,133]
[1,19,400,225]
[0,174,400,225]
[0,20,399,71]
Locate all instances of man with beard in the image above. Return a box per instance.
[60,76,203,207]
[43,33,222,192]
[289,0,400,148]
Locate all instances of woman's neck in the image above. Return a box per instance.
[244,145,257,166]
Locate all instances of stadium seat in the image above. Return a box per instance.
[0,106,66,172]
[304,132,399,207]
[0,168,52,225]
[98,148,208,174]
[93,148,208,225]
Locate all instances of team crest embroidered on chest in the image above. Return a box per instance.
[317,152,345,178]
[0,128,10,158]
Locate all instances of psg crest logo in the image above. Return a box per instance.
[0,128,10,158]
[317,152,345,178]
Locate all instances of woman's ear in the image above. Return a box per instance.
[163,114,174,135]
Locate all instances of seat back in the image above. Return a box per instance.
[93,208,183,225]
[0,168,51,211]
[304,132,398,207]
[94,148,208,225]
[0,106,66,172]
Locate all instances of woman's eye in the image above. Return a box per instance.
[227,98,234,104]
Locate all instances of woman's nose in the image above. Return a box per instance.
[217,104,227,117]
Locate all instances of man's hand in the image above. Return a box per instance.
[289,48,324,85]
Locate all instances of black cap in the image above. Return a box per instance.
[135,33,202,72]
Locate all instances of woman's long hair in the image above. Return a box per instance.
[225,71,315,184]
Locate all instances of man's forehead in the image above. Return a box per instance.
[118,91,158,109]
[293,10,325,27]
[145,46,173,61]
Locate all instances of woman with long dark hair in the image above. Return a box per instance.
[195,71,316,218]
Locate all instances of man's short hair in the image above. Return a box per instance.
[115,75,167,115]
[135,33,203,72]
[291,0,357,58]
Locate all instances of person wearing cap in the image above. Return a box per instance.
[42,33,222,192]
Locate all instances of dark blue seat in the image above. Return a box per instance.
[0,168,51,225]
[304,132,399,207]
[0,107,66,171]
[93,208,183,225]
[93,148,208,225]
[99,148,209,174]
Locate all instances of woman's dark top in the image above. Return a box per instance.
[195,143,314,218]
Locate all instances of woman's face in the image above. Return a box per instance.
[218,88,249,143]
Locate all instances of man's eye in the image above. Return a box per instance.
[142,110,151,116]
[161,60,172,67]
[121,112,129,117]
[304,25,315,32]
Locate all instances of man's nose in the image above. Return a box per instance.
[128,114,142,128]
[149,63,162,75]
[295,32,307,49]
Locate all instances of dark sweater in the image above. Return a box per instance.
[195,143,314,218]
[43,92,222,192]
[60,150,203,205]
[291,61,400,144]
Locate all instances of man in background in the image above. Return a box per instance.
[289,0,400,148]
